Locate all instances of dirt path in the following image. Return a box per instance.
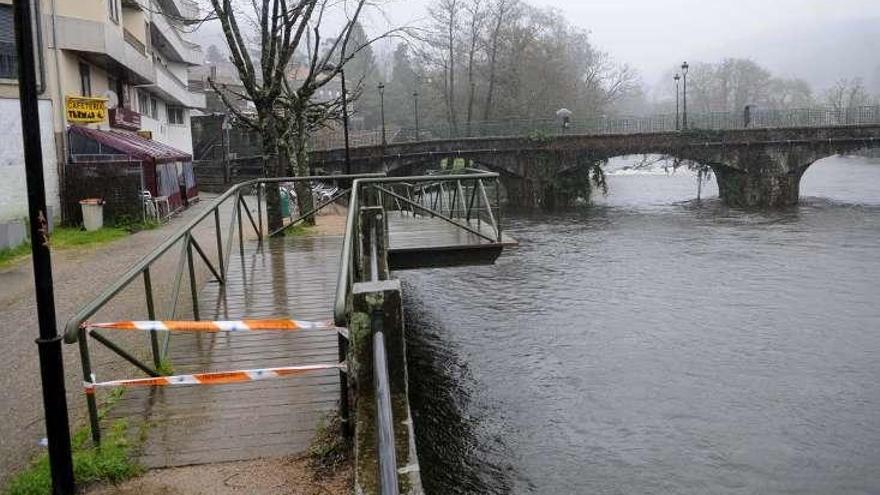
[0,197,232,487]
[86,456,350,495]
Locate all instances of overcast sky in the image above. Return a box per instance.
[367,0,880,89]
[197,0,880,92]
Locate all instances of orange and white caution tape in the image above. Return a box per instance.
[83,363,342,394]
[86,319,334,333]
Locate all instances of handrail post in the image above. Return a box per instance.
[456,180,466,219]
[213,208,225,281]
[186,236,200,321]
[143,268,160,368]
[372,310,399,495]
[236,193,245,258]
[256,184,263,241]
[466,178,478,222]
[495,178,502,243]
[478,179,498,239]
[338,329,351,437]
[78,326,101,446]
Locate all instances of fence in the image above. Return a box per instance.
[193,156,266,192]
[308,105,880,151]
[63,174,377,445]
[63,160,146,226]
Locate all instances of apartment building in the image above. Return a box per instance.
[0,0,205,247]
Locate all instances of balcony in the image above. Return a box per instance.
[123,28,146,56]
[150,11,202,66]
[158,0,199,19]
[154,62,206,109]
[55,15,155,84]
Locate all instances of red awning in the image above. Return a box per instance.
[69,125,192,164]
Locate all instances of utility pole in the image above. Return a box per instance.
[378,83,386,147]
[13,0,76,493]
[413,91,420,142]
[681,61,689,130]
[674,73,681,130]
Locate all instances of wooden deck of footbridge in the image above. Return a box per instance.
[103,209,514,468]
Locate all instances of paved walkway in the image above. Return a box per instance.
[0,197,228,487]
[105,233,343,467]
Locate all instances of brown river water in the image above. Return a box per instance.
[403,155,880,494]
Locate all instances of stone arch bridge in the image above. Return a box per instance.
[310,125,880,208]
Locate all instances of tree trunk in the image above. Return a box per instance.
[261,111,284,233]
[290,113,315,226]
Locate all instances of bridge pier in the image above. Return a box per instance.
[498,152,599,210]
[705,146,818,208]
[713,166,804,208]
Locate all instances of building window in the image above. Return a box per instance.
[137,90,149,115]
[150,98,158,119]
[167,106,185,125]
[0,5,15,79]
[79,63,91,96]
[108,0,119,23]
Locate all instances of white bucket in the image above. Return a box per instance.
[79,199,104,232]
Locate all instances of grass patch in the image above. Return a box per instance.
[50,227,129,249]
[283,222,315,237]
[3,420,141,495]
[309,413,350,476]
[156,359,174,376]
[0,220,156,269]
[3,388,141,495]
[0,242,32,269]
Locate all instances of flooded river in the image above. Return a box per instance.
[403,155,880,494]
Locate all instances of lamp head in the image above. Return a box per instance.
[681,61,689,75]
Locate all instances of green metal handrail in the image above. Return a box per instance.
[333,172,500,326]
[67,173,384,446]
[63,173,382,344]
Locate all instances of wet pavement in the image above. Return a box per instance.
[0,197,226,487]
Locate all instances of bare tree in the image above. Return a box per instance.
[482,0,515,121]
[207,0,382,230]
[463,0,484,134]
[824,78,871,122]
[426,0,461,133]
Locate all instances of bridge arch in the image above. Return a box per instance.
[309,125,880,208]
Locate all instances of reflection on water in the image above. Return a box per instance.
[405,156,880,494]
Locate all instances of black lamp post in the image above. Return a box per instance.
[378,83,386,147]
[674,73,681,130]
[13,0,76,492]
[681,61,689,130]
[412,91,420,142]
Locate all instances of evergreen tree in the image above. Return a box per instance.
[386,45,419,128]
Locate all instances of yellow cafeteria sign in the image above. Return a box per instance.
[66,96,107,123]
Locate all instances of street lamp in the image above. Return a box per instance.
[322,64,351,176]
[681,61,689,130]
[413,91,420,142]
[674,73,681,131]
[378,83,386,147]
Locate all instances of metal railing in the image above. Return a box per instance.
[335,170,501,495]
[64,174,379,444]
[333,171,502,327]
[309,105,880,151]
[65,168,503,490]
